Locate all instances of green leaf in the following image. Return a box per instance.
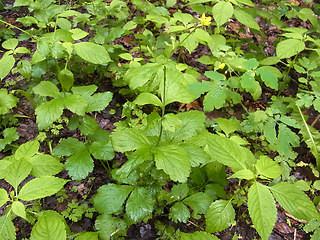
[12,201,26,219]
[33,81,61,98]
[277,123,300,156]
[0,215,15,240]
[29,154,64,177]
[180,231,219,240]
[15,140,39,160]
[276,39,305,59]
[229,169,255,180]
[74,42,111,65]
[4,159,32,190]
[241,73,261,100]
[183,192,212,214]
[2,39,18,50]
[234,9,260,31]
[170,184,189,201]
[182,144,210,167]
[18,176,67,201]
[69,28,89,40]
[154,145,191,182]
[169,202,190,223]
[111,128,151,152]
[179,33,198,53]
[63,94,86,115]
[72,85,97,98]
[206,200,235,232]
[35,98,64,130]
[256,67,279,90]
[0,89,18,114]
[248,182,277,240]
[75,232,99,240]
[88,141,114,161]
[203,87,228,111]
[0,189,9,208]
[30,211,66,240]
[215,118,240,136]
[126,187,154,221]
[134,93,163,107]
[212,2,234,26]
[85,91,113,112]
[94,184,134,214]
[271,182,320,221]
[0,55,15,80]
[0,128,19,151]
[58,68,74,92]
[255,156,282,179]
[95,214,127,240]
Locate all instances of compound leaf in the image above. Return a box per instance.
[169,202,190,223]
[35,98,64,130]
[33,81,61,98]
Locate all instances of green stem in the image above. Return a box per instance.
[0,19,34,38]
[156,66,167,147]
[279,54,299,93]
[311,114,320,128]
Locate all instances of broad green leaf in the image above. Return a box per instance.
[0,128,19,151]
[169,202,190,223]
[234,9,260,31]
[30,211,66,240]
[0,189,9,208]
[18,176,67,201]
[206,200,235,232]
[111,128,151,152]
[94,184,134,214]
[15,140,39,160]
[203,87,228,111]
[2,39,18,50]
[72,85,97,98]
[69,28,89,40]
[277,123,300,156]
[63,94,86,115]
[163,114,182,132]
[229,169,255,180]
[0,161,11,177]
[12,201,26,219]
[0,215,15,240]
[212,2,234,26]
[256,67,278,90]
[85,91,113,112]
[74,42,111,65]
[183,192,212,214]
[170,184,189,201]
[180,231,219,240]
[154,145,190,182]
[255,156,282,179]
[88,141,114,161]
[263,119,277,145]
[179,33,198,53]
[29,154,64,177]
[271,182,320,221]
[215,118,240,136]
[276,39,305,59]
[65,148,94,180]
[126,187,154,221]
[0,55,15,80]
[53,137,84,156]
[241,73,261,100]
[33,81,61,98]
[5,159,32,190]
[134,93,163,107]
[75,232,99,240]
[35,98,64,130]
[182,144,210,167]
[248,182,277,240]
[58,68,74,92]
[0,89,18,114]
[95,214,126,240]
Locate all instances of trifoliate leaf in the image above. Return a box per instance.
[35,98,64,130]
[94,184,134,214]
[183,192,212,214]
[255,156,282,179]
[203,87,228,111]
[29,154,64,177]
[86,91,113,112]
[4,159,32,190]
[169,202,190,223]
[63,94,86,115]
[206,200,235,232]
[0,215,15,240]
[126,187,154,221]
[0,127,19,151]
[248,182,277,240]
[15,140,39,160]
[74,42,111,65]
[95,214,127,240]
[33,81,61,98]
[154,145,190,183]
[212,1,234,26]
[0,89,18,114]
[276,39,305,59]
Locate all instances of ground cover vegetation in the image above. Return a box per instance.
[1,0,320,239]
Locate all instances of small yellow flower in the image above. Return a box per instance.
[219,63,226,69]
[200,13,212,26]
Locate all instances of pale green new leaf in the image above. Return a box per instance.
[203,87,228,111]
[241,73,261,100]
[248,182,277,240]
[85,91,113,112]
[58,68,74,92]
[154,145,191,182]
[180,231,219,240]
[74,42,111,65]
[134,92,163,107]
[12,201,26,219]
[182,144,210,167]
[63,94,86,115]
[18,176,67,201]
[277,123,300,156]
[126,187,154,221]
[29,154,64,177]
[206,200,235,232]
[33,81,61,98]
[179,33,198,53]
[30,211,66,240]
[0,55,15,80]
[2,39,18,50]
[35,98,64,130]
[169,202,190,223]
[234,9,260,31]
[0,215,15,240]
[75,232,99,240]
[229,169,255,180]
[215,118,240,136]
[255,156,282,179]
[212,1,234,26]
[4,159,32,190]
[256,67,279,90]
[72,85,97,98]
[276,39,305,59]
[94,184,134,214]
[271,182,320,221]
[0,89,18,115]
[15,140,39,160]
[0,189,9,208]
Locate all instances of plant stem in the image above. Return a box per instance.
[0,19,34,38]
[156,66,167,147]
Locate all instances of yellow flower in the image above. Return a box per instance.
[219,63,226,69]
[200,13,212,26]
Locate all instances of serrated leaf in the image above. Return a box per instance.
[35,98,64,130]
[255,156,282,179]
[15,140,39,160]
[0,128,19,151]
[0,189,9,208]
[216,118,240,136]
[12,201,26,219]
[29,154,64,177]
[5,159,32,190]
[256,67,279,90]
[0,89,18,114]
[229,169,255,180]
[65,148,94,180]
[58,68,74,92]
[30,211,66,240]
[86,91,113,112]
[206,200,235,232]
[154,145,190,182]
[212,1,234,26]
[33,81,61,98]
[94,184,134,214]
[2,38,18,50]
[248,182,277,240]
[203,87,228,111]
[183,192,212,214]
[271,182,320,221]
[182,144,210,167]
[126,187,154,221]
[170,184,189,201]
[180,231,219,240]
[95,214,127,240]
[89,141,114,160]
[241,73,261,100]
[74,42,110,65]
[0,55,15,80]
[18,176,67,201]
[75,232,99,240]
[234,9,260,31]
[0,215,15,240]
[63,94,86,115]
[53,137,84,156]
[277,123,300,156]
[276,39,305,59]
[72,85,97,98]
[134,92,163,107]
[169,202,190,223]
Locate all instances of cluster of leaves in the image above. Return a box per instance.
[1,0,320,239]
